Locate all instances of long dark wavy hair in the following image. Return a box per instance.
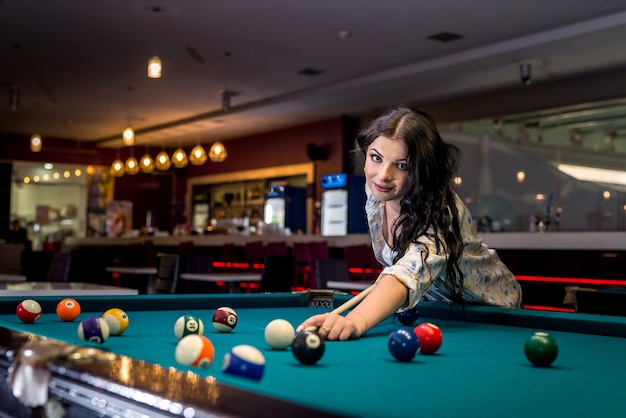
[355,106,465,300]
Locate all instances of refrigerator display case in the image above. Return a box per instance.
[263,185,306,234]
[320,173,367,236]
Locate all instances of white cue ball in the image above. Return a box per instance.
[264,319,295,350]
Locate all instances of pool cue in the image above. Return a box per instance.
[305,283,375,331]
[330,283,375,315]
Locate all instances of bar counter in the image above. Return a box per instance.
[65,231,626,251]
[65,234,372,248]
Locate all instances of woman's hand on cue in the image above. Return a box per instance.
[296,312,366,341]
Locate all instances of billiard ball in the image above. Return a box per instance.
[212,307,238,333]
[102,308,129,335]
[16,299,42,324]
[56,298,81,322]
[222,344,265,380]
[397,307,420,326]
[175,334,215,368]
[77,316,110,344]
[524,331,558,367]
[291,330,325,365]
[264,319,295,350]
[413,322,443,354]
[388,329,420,362]
[174,314,205,340]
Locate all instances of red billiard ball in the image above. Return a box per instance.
[175,334,216,368]
[388,329,420,362]
[56,298,81,322]
[212,306,238,333]
[16,299,42,324]
[524,331,558,367]
[413,322,443,354]
[292,330,325,365]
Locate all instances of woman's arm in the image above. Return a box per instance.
[297,274,408,340]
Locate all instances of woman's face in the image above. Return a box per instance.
[365,135,410,205]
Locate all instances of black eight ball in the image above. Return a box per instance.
[292,330,325,365]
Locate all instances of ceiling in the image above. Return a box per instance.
[2,1,626,152]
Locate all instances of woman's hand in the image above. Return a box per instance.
[296,312,365,341]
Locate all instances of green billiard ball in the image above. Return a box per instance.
[524,332,558,367]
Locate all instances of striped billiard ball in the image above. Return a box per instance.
[174,314,205,340]
[212,307,238,333]
[175,334,215,369]
[77,316,110,344]
[102,308,129,335]
[222,344,265,380]
[16,299,42,324]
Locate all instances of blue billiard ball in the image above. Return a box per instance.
[77,316,110,344]
[388,329,420,362]
[222,345,265,380]
[396,307,420,326]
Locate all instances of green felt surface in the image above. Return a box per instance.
[1,294,626,417]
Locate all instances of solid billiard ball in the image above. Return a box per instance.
[388,329,420,362]
[264,319,295,350]
[175,334,215,368]
[524,331,558,367]
[291,330,325,365]
[16,299,42,324]
[174,314,205,340]
[77,316,110,344]
[413,322,443,354]
[56,298,81,322]
[397,307,420,326]
[222,344,265,380]
[212,307,238,333]
[102,308,129,335]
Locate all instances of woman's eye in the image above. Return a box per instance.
[370,154,382,162]
[397,162,408,170]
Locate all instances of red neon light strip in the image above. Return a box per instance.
[516,275,626,286]
[523,305,576,313]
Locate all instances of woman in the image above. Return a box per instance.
[297,106,522,340]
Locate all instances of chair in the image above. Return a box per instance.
[154,254,180,294]
[259,255,295,293]
[344,244,381,281]
[266,241,288,257]
[47,252,72,282]
[291,242,312,287]
[314,258,350,289]
[244,241,266,270]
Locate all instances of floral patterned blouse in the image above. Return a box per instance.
[365,186,522,309]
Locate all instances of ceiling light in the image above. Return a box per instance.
[30,135,42,152]
[557,164,626,186]
[122,126,134,146]
[155,150,171,170]
[189,144,207,165]
[125,156,139,175]
[122,86,134,145]
[172,148,188,168]
[43,162,53,170]
[140,153,155,173]
[111,158,125,177]
[209,141,227,162]
[148,56,162,78]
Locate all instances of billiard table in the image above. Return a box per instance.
[1,292,626,418]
